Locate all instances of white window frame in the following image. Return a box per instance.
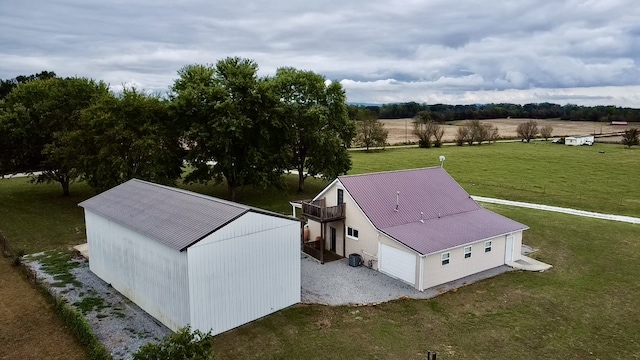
[464,246,472,259]
[441,252,450,265]
[484,240,492,253]
[346,226,359,240]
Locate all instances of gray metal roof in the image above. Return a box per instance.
[338,167,528,255]
[79,179,295,251]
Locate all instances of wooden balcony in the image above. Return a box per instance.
[301,198,345,222]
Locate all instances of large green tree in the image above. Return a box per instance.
[70,88,184,192]
[0,71,57,100]
[0,77,109,195]
[272,68,355,192]
[172,58,289,201]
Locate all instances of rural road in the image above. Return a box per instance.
[472,196,640,225]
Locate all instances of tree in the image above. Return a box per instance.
[172,58,289,201]
[354,108,387,150]
[486,124,500,144]
[273,68,355,192]
[455,126,470,146]
[71,88,184,192]
[622,128,639,148]
[516,120,539,142]
[134,326,214,360]
[540,124,554,141]
[0,77,110,195]
[468,120,488,145]
[0,71,56,100]
[433,126,445,147]
[413,111,443,148]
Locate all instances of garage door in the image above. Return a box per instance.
[379,243,416,286]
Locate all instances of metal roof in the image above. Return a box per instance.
[338,167,528,255]
[79,179,296,251]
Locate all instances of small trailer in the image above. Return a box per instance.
[565,134,594,146]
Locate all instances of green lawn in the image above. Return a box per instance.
[1,142,639,359]
[212,205,640,359]
[350,142,640,217]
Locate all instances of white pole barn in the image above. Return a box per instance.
[79,179,300,335]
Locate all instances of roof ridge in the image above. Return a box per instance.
[339,166,443,179]
[378,207,482,229]
[130,179,249,211]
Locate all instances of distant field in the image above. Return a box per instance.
[382,118,636,144]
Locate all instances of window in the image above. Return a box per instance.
[347,227,359,240]
[337,189,344,205]
[441,252,450,265]
[464,246,472,259]
[484,240,492,253]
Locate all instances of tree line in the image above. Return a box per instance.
[0,59,355,200]
[360,101,640,122]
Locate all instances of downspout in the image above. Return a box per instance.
[419,254,427,291]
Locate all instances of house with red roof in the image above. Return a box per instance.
[300,167,528,291]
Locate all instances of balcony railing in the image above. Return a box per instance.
[301,199,345,222]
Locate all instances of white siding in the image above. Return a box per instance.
[420,231,523,290]
[85,210,190,331]
[187,212,300,335]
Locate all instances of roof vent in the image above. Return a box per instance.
[394,191,399,212]
[420,211,424,223]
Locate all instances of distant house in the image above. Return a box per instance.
[79,179,300,335]
[565,134,594,146]
[611,121,628,125]
[300,168,528,291]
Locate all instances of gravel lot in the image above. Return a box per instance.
[23,254,171,360]
[301,254,514,305]
[24,250,517,359]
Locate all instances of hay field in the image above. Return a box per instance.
[381,118,634,144]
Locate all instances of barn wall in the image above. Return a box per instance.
[420,231,523,290]
[84,210,190,331]
[187,212,300,335]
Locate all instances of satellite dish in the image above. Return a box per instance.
[439,155,445,167]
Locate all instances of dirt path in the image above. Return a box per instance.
[0,258,87,360]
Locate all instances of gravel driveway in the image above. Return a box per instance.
[300,254,513,305]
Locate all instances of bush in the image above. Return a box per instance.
[53,297,111,360]
[134,326,214,360]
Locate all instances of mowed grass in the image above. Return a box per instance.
[350,142,640,217]
[212,205,640,359]
[0,142,638,359]
[0,257,87,360]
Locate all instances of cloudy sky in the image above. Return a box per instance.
[2,0,640,106]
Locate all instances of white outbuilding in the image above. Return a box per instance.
[565,134,594,146]
[79,179,301,335]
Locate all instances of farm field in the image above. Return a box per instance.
[0,141,638,359]
[381,118,636,145]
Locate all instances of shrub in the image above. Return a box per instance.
[134,326,214,360]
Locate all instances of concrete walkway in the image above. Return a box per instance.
[472,196,640,225]
[507,255,552,272]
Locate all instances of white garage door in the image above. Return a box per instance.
[379,243,416,286]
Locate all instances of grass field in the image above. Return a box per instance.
[0,141,638,359]
[0,257,87,360]
[351,142,640,217]
[212,206,640,359]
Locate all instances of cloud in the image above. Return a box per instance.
[1,0,639,106]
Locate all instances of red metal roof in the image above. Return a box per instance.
[338,167,528,255]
